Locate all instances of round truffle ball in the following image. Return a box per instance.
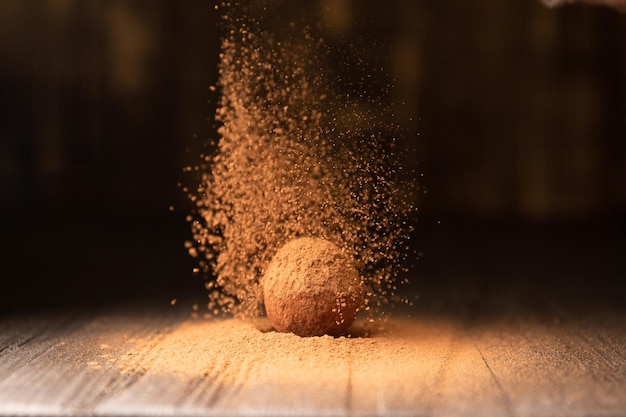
[263,237,363,337]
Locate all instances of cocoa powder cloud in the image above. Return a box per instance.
[184,3,416,330]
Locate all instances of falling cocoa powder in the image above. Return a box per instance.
[184,3,416,323]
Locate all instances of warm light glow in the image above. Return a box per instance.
[90,316,475,414]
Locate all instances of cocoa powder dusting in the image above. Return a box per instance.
[184,2,416,323]
[263,238,363,336]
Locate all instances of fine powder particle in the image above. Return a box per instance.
[185,3,416,322]
[263,237,363,337]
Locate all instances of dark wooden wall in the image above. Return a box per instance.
[1,0,625,220]
[0,0,219,216]
[396,0,626,220]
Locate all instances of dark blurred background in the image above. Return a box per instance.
[1,1,624,315]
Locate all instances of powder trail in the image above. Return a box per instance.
[186,2,416,320]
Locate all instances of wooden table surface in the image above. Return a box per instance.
[1,218,624,416]
[1,302,624,417]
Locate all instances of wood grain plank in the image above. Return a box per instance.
[0,308,183,416]
[555,314,626,413]
[0,312,90,379]
[473,317,626,417]
[348,317,458,417]
[1,309,625,417]
[95,319,250,416]
[434,337,515,417]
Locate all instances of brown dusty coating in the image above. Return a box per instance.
[263,238,363,337]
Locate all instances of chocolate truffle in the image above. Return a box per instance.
[263,237,363,336]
